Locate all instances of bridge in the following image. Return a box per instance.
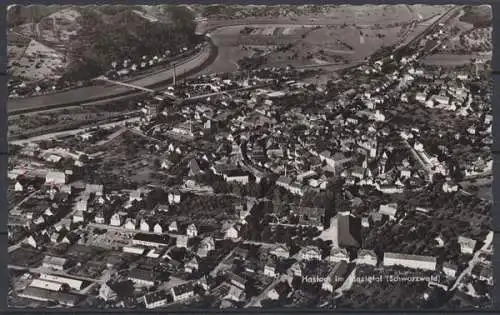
[94,76,180,102]
[95,76,155,93]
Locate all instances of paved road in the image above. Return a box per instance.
[450,231,493,291]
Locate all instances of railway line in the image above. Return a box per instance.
[8,8,461,118]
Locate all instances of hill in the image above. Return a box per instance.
[8,5,201,83]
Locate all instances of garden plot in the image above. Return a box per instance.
[10,39,66,81]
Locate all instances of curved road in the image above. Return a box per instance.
[9,10,456,114]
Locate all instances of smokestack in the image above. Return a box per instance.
[173,64,176,86]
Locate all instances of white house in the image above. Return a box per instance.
[72,210,85,224]
[169,221,178,233]
[197,237,215,257]
[223,170,250,185]
[42,256,68,271]
[264,263,277,278]
[186,224,198,238]
[379,203,398,220]
[14,182,23,192]
[298,246,322,261]
[176,235,189,248]
[129,190,143,203]
[458,236,476,255]
[123,246,146,255]
[124,218,137,230]
[140,219,150,232]
[153,223,163,234]
[327,248,350,263]
[30,279,63,292]
[270,245,290,259]
[168,191,182,204]
[225,285,245,302]
[185,258,199,273]
[171,283,195,302]
[45,171,66,185]
[75,198,88,212]
[224,226,239,240]
[110,213,123,227]
[94,211,105,224]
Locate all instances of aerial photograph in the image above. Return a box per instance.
[7,4,493,310]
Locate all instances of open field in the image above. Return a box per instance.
[195,5,452,33]
[9,39,67,81]
[90,130,168,187]
[202,16,425,72]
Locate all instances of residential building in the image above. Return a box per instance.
[328,247,350,263]
[458,236,477,255]
[154,223,164,234]
[176,235,189,248]
[270,245,290,259]
[225,284,245,302]
[197,237,215,257]
[14,182,23,192]
[128,268,156,287]
[186,224,198,237]
[298,246,322,261]
[185,258,199,273]
[171,283,195,302]
[224,226,239,240]
[140,219,151,232]
[379,203,398,220]
[124,218,137,230]
[39,274,84,291]
[383,252,437,271]
[169,221,179,233]
[132,233,170,248]
[18,287,82,307]
[144,290,169,309]
[110,213,123,227]
[29,279,63,292]
[45,172,66,186]
[264,262,277,278]
[356,249,378,266]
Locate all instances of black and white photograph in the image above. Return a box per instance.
[6,4,494,310]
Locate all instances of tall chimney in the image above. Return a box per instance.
[173,64,176,86]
